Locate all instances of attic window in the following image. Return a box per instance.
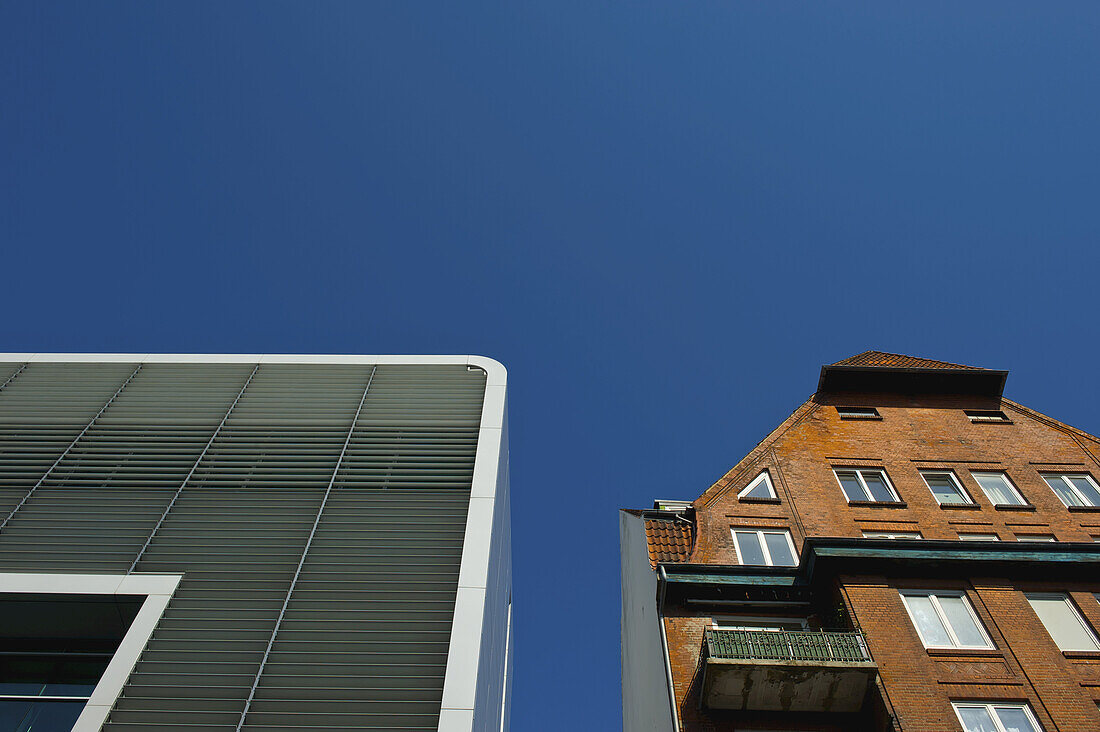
[837,407,881,420]
[738,471,777,500]
[965,410,1010,423]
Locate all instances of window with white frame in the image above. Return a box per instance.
[738,471,777,500]
[957,533,1000,541]
[1025,593,1100,652]
[899,591,993,649]
[921,470,974,506]
[837,406,881,420]
[834,468,899,503]
[862,531,922,539]
[1016,534,1056,542]
[964,410,1011,423]
[953,702,1042,732]
[1042,473,1100,508]
[731,529,798,567]
[971,472,1027,507]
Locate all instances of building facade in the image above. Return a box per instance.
[621,352,1100,732]
[0,353,510,732]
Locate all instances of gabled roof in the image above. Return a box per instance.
[831,350,987,371]
[644,517,694,566]
[819,351,1007,398]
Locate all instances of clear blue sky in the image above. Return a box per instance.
[3,2,1100,729]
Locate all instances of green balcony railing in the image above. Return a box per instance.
[705,628,872,663]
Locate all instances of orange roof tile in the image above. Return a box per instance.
[644,517,693,566]
[831,350,986,370]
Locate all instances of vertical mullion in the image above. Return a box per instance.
[0,364,143,533]
[235,365,377,732]
[856,470,871,501]
[127,363,261,574]
[757,530,773,566]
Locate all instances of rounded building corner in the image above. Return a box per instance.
[467,356,507,387]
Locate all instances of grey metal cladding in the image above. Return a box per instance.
[0,361,487,731]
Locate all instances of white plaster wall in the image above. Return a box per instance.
[620,512,676,732]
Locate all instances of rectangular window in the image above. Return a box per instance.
[1042,473,1100,508]
[1025,593,1100,651]
[837,406,881,420]
[965,410,1011,423]
[921,470,974,506]
[862,531,922,539]
[900,591,993,649]
[1016,534,1056,542]
[834,469,899,503]
[972,472,1027,507]
[958,533,1000,541]
[953,702,1042,732]
[731,529,798,567]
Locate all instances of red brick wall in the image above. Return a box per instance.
[666,392,1100,730]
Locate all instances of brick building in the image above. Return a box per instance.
[621,352,1100,732]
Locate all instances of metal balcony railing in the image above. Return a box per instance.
[705,628,872,663]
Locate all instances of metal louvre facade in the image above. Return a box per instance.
[0,355,510,732]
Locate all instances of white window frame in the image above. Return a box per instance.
[738,470,777,500]
[957,533,1000,541]
[1016,534,1056,542]
[1025,593,1100,652]
[862,531,922,539]
[952,702,1042,732]
[837,406,881,420]
[0,573,181,732]
[971,471,1027,507]
[834,468,900,503]
[730,529,798,567]
[920,470,974,506]
[1042,472,1100,508]
[964,410,1011,423]
[900,590,994,650]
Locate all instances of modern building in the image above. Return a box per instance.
[0,353,510,732]
[621,351,1100,732]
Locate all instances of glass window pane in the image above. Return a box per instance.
[956,706,998,732]
[763,532,796,566]
[735,531,766,565]
[1045,475,1083,507]
[1027,595,1100,651]
[0,699,86,732]
[993,707,1039,732]
[1068,476,1100,506]
[974,473,1023,505]
[903,594,952,647]
[837,472,866,501]
[925,473,967,504]
[937,595,988,647]
[743,475,773,499]
[861,471,894,502]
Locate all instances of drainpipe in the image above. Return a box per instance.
[657,566,681,732]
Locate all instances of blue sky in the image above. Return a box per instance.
[3,2,1100,729]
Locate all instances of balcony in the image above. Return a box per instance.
[701,628,878,713]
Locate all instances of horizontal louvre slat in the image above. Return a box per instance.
[0,361,488,731]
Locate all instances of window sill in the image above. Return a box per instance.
[994,504,1036,512]
[739,497,781,505]
[1062,650,1100,659]
[847,500,907,509]
[938,503,982,510]
[926,647,1002,658]
[1068,505,1100,513]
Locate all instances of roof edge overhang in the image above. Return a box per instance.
[660,539,1100,605]
[817,364,1007,399]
